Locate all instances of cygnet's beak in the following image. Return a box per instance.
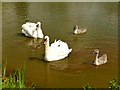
[93,51,97,54]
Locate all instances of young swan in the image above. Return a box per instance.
[73,25,87,35]
[44,36,72,61]
[93,49,107,66]
[22,22,44,38]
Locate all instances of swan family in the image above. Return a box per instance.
[21,21,108,66]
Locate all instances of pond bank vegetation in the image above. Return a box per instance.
[0,64,119,89]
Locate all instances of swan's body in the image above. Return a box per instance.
[44,36,72,61]
[22,22,44,38]
[93,49,107,66]
[73,25,87,34]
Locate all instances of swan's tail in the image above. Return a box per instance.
[69,49,72,53]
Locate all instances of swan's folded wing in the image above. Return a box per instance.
[51,40,62,47]
[22,24,37,31]
[50,40,70,53]
[50,40,59,48]
[98,54,107,62]
[25,22,36,26]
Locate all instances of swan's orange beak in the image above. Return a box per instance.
[44,38,47,45]
[44,41,46,45]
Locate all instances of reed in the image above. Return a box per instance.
[83,79,120,90]
[2,64,27,88]
[109,79,120,90]
[83,83,92,90]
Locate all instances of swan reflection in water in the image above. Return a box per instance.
[44,60,68,85]
[26,38,43,50]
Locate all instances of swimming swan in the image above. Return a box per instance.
[22,22,44,38]
[73,25,87,34]
[93,49,107,66]
[44,36,72,61]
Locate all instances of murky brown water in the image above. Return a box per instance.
[2,2,118,88]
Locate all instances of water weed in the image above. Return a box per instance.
[1,64,34,89]
[109,79,120,90]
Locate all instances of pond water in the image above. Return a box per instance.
[2,2,118,88]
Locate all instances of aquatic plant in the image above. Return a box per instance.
[3,65,6,78]
[0,76,2,90]
[109,79,120,90]
[83,83,95,90]
[2,64,27,88]
[83,79,120,90]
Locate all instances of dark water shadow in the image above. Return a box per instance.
[67,31,74,35]
[17,32,33,39]
[17,32,24,37]
[82,61,92,65]
[48,60,68,71]
[28,57,44,62]
[82,61,97,67]
[82,61,105,69]
[64,63,85,74]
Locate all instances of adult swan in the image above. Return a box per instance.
[44,36,72,61]
[22,22,44,38]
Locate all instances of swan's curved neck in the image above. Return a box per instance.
[36,25,43,38]
[45,38,50,52]
[96,53,99,60]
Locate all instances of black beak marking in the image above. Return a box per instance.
[44,38,47,42]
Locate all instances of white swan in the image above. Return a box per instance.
[22,22,44,38]
[93,49,107,66]
[44,36,72,61]
[73,25,87,34]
